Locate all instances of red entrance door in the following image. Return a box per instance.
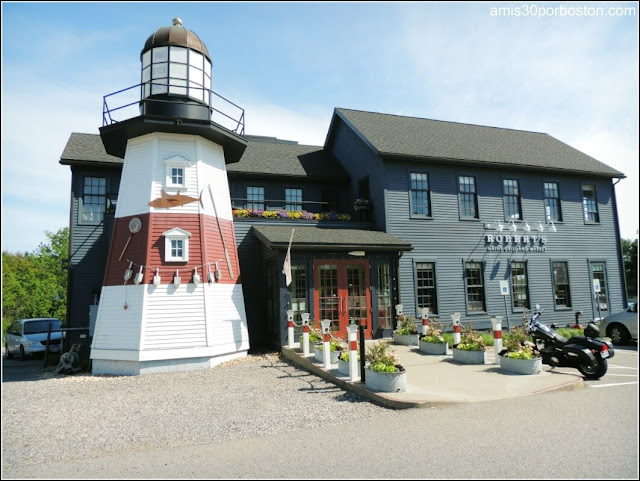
[313,259,372,339]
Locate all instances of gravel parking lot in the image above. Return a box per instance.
[1,352,396,474]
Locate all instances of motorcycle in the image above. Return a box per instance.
[526,305,614,379]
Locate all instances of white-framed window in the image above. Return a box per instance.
[163,227,191,262]
[164,155,192,190]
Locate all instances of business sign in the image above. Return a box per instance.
[485,234,547,253]
[500,281,510,296]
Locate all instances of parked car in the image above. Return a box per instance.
[5,318,64,359]
[599,304,638,345]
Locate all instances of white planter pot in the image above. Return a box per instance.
[418,339,449,355]
[314,345,339,364]
[499,355,543,375]
[452,348,487,365]
[365,369,407,393]
[392,332,419,346]
[337,357,361,376]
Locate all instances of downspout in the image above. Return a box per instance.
[611,178,628,309]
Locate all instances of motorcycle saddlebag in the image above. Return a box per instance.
[564,344,597,365]
[584,322,600,338]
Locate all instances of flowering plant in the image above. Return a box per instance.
[395,314,418,335]
[232,209,351,221]
[421,320,445,344]
[366,341,404,373]
[502,326,540,359]
[455,324,486,351]
[338,351,360,362]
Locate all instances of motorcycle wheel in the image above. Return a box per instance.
[577,356,608,379]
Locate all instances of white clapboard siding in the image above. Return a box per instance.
[115,135,156,219]
[204,283,249,352]
[142,283,207,349]
[197,139,234,222]
[91,286,143,350]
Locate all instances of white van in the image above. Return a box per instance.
[5,318,64,359]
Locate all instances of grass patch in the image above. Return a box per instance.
[444,331,494,347]
[556,327,585,338]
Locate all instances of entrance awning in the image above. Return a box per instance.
[252,225,412,252]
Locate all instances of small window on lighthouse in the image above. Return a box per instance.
[164,155,191,190]
[163,228,191,262]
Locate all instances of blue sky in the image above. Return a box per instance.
[2,1,638,253]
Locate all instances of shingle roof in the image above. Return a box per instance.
[227,141,350,180]
[59,133,350,180]
[60,133,123,166]
[252,225,412,251]
[335,108,625,178]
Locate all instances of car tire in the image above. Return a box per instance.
[19,345,27,360]
[5,343,13,359]
[608,324,630,345]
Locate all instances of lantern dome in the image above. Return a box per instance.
[140,18,213,120]
[141,17,210,62]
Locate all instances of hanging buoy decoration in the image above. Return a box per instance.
[193,267,200,287]
[214,261,222,281]
[124,261,134,282]
[134,265,144,285]
[207,264,215,284]
[174,269,181,287]
[153,268,161,287]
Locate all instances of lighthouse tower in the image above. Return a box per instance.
[92,19,249,375]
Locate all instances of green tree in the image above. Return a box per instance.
[621,238,638,300]
[2,227,69,330]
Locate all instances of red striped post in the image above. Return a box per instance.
[287,310,294,348]
[320,320,331,369]
[491,316,503,365]
[421,307,430,336]
[302,313,310,357]
[451,312,462,345]
[347,325,360,382]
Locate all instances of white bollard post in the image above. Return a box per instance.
[287,310,294,349]
[395,304,403,330]
[347,324,360,382]
[320,320,331,369]
[301,313,310,357]
[451,312,461,346]
[421,307,430,336]
[491,316,503,365]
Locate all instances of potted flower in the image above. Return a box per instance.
[393,314,419,346]
[337,351,361,376]
[499,326,542,375]
[452,324,487,364]
[314,337,345,364]
[418,320,449,355]
[304,327,322,355]
[364,341,407,393]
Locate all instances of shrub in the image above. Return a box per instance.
[395,314,418,335]
[455,324,486,351]
[502,326,539,359]
[421,320,445,343]
[366,340,404,373]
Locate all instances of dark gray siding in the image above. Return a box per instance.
[384,159,625,329]
[68,165,121,353]
[329,118,387,231]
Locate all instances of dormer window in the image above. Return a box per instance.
[164,155,192,190]
[163,227,191,262]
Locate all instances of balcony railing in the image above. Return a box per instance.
[102,82,245,135]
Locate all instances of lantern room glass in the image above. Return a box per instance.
[141,46,211,106]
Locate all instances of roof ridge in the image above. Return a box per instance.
[337,107,549,136]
